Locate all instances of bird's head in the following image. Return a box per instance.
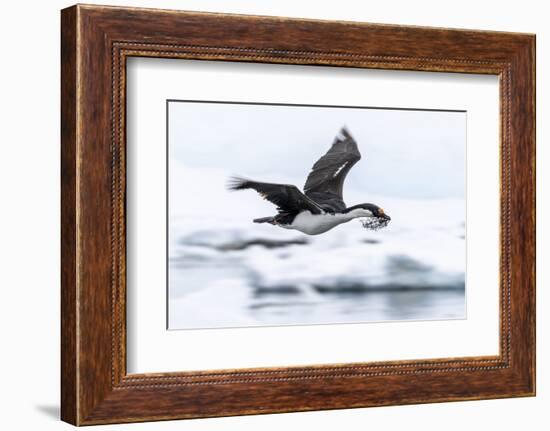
[344,203,391,230]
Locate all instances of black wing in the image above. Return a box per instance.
[228,177,324,215]
[303,127,361,201]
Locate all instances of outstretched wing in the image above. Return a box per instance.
[303,127,361,200]
[228,177,324,215]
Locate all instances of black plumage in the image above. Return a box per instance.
[227,127,389,233]
[303,127,361,213]
[227,178,324,225]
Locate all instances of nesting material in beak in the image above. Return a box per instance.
[360,216,390,231]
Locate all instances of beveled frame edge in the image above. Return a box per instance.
[61,4,535,426]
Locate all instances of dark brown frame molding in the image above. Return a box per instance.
[61,4,535,425]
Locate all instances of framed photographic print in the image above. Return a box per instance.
[61,4,535,425]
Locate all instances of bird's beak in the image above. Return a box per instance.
[381,213,391,221]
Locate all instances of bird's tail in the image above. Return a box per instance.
[253,216,276,224]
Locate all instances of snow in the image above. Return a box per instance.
[168,162,466,329]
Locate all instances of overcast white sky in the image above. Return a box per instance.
[168,101,466,199]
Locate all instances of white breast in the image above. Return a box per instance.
[281,211,352,235]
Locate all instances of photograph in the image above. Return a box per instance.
[167,100,467,330]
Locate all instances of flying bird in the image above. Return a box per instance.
[228,127,390,235]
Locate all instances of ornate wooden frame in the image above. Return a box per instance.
[61,4,535,425]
